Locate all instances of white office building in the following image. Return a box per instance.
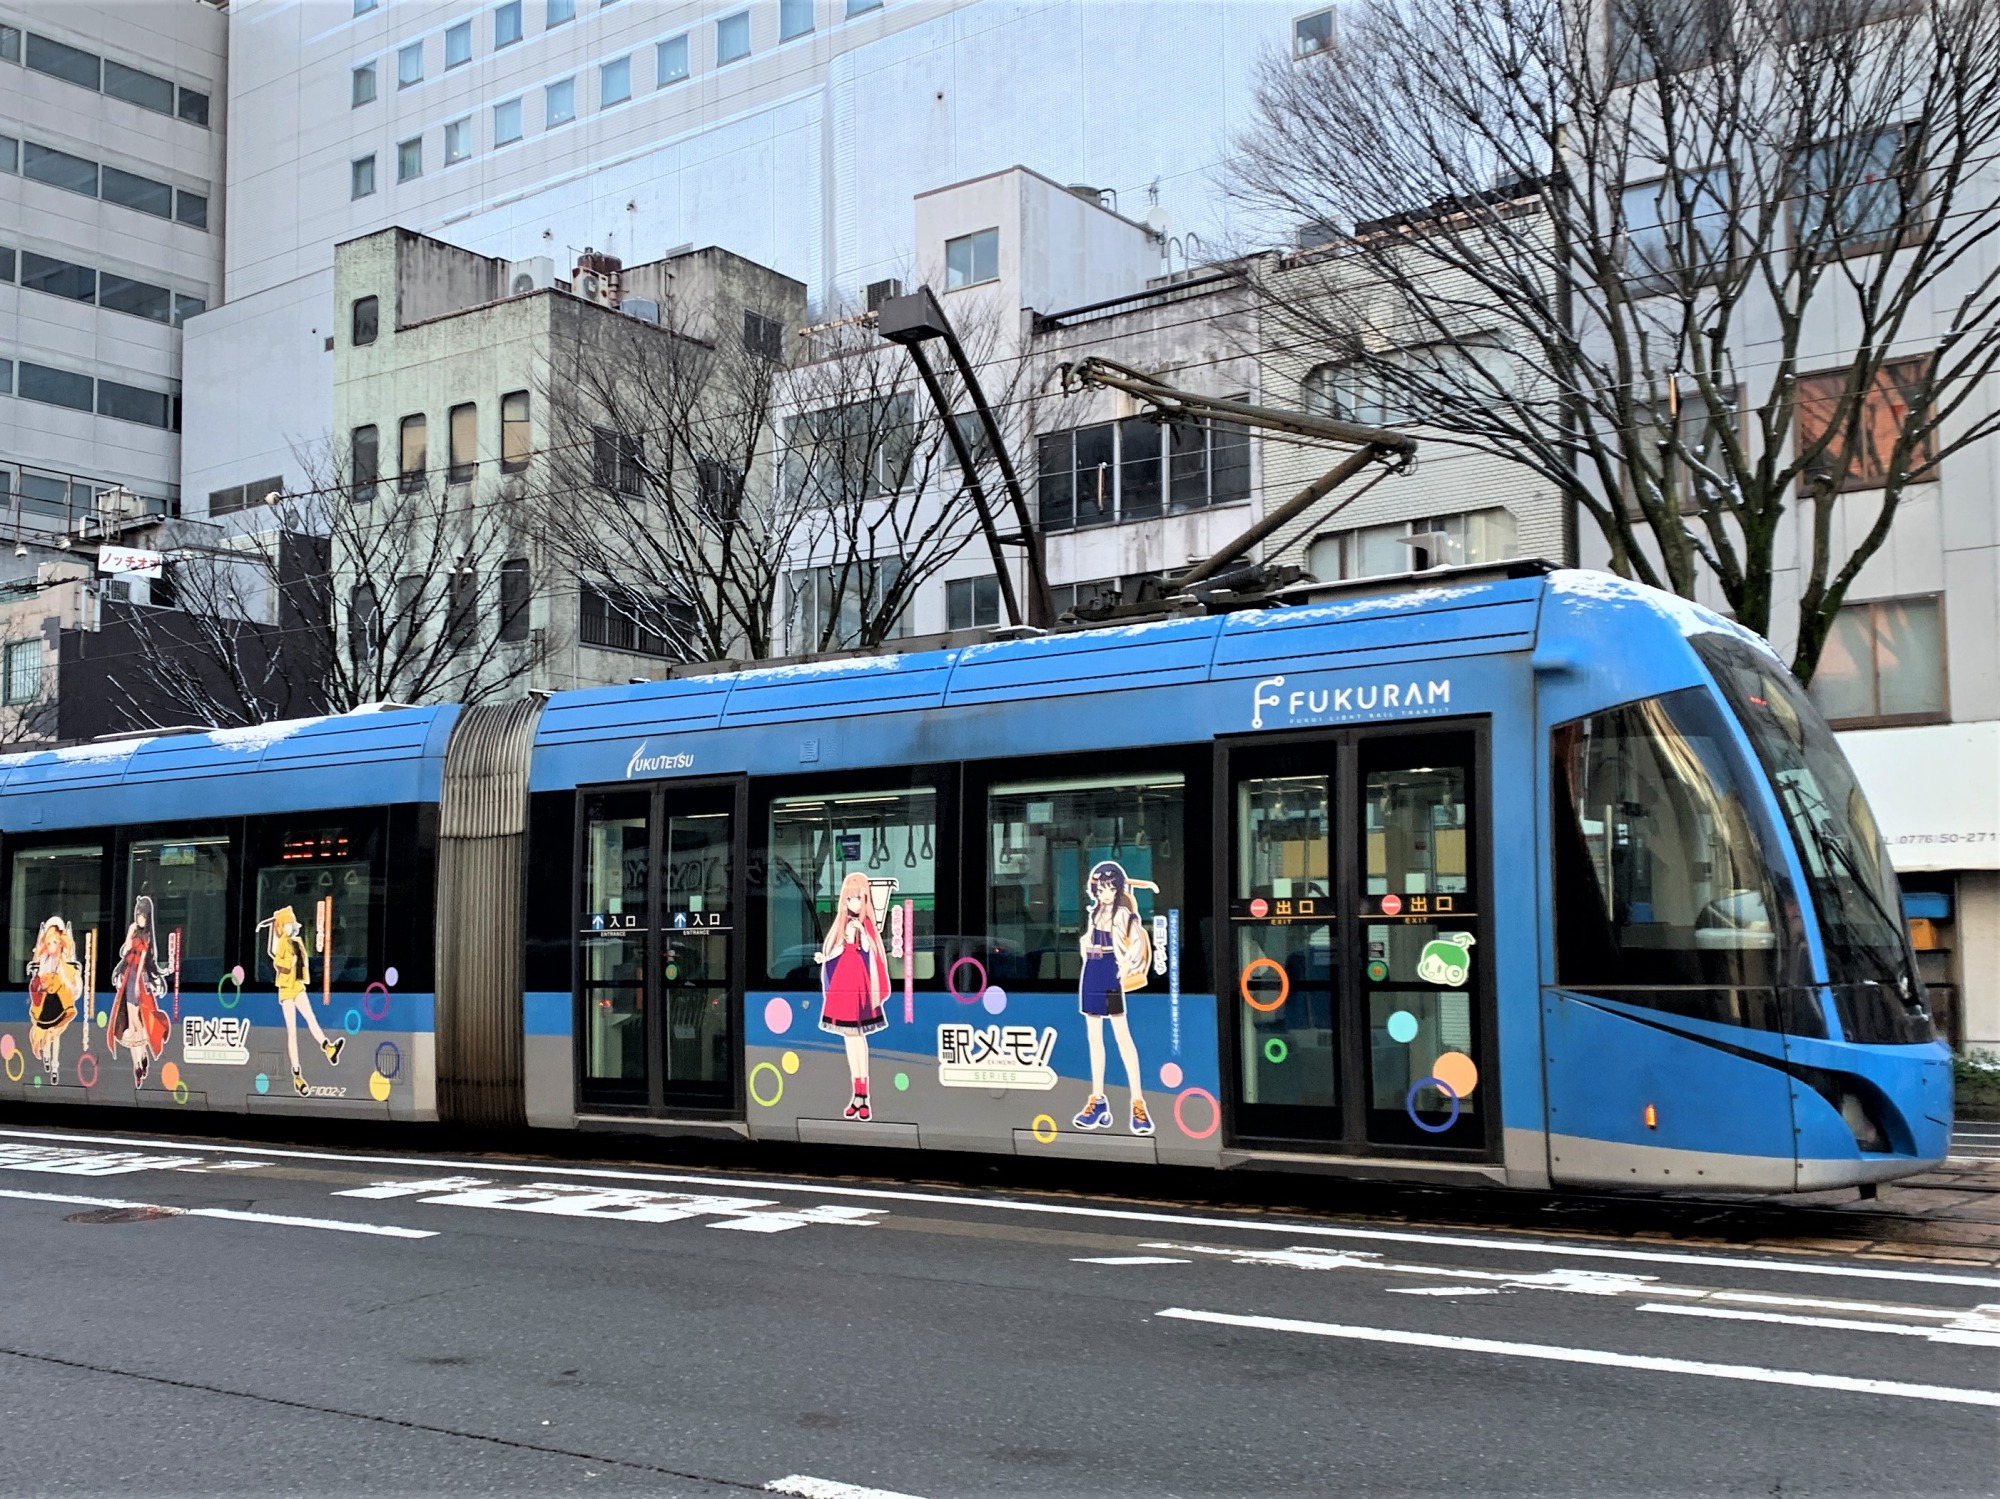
[184,0,1303,513]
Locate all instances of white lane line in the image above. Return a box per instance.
[1072,1255,1191,1265]
[1386,1286,1500,1296]
[1711,1290,1972,1319]
[0,1187,436,1239]
[1155,1308,2000,1408]
[766,1476,929,1499]
[1,1124,1992,1290]
[1637,1302,2000,1347]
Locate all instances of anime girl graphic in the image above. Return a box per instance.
[261,905,343,1096]
[1071,860,1157,1136]
[815,871,890,1121]
[106,896,171,1087]
[26,916,82,1083]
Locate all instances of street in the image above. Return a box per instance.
[0,1121,1994,1497]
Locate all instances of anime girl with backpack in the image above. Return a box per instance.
[1070,859,1157,1136]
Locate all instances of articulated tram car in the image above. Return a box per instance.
[0,567,1950,1192]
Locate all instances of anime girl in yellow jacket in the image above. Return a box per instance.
[27,916,82,1083]
[261,905,343,1095]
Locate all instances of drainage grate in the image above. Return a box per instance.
[64,1206,182,1225]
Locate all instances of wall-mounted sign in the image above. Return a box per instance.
[97,546,163,578]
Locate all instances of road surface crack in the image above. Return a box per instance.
[0,1344,762,1491]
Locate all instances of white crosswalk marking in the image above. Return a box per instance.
[767,1477,930,1499]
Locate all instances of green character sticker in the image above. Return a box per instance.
[1415,932,1476,986]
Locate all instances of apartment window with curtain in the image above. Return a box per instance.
[444,117,471,164]
[399,414,427,491]
[1810,595,1947,727]
[546,0,575,24]
[352,295,379,346]
[716,11,751,63]
[501,390,532,472]
[658,35,690,83]
[351,154,376,199]
[781,0,815,39]
[546,77,575,126]
[498,558,532,643]
[397,40,423,87]
[445,19,472,69]
[600,55,632,107]
[397,136,422,182]
[494,1,523,47]
[352,61,377,106]
[351,425,380,501]
[493,97,523,145]
[448,403,477,485]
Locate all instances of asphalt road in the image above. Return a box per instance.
[0,1122,1994,1499]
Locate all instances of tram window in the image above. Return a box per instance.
[250,820,384,989]
[1237,775,1330,900]
[127,834,231,986]
[766,787,938,984]
[1552,690,1785,991]
[582,794,648,922]
[9,844,104,988]
[987,774,1184,987]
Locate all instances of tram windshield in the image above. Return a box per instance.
[1692,633,1930,1042]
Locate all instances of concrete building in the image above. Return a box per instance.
[0,0,228,740]
[331,225,805,690]
[182,0,1299,518]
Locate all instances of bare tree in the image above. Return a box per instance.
[528,289,1029,663]
[105,454,548,729]
[1238,0,2000,679]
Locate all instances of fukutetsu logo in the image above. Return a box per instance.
[626,741,695,778]
[1251,674,1452,730]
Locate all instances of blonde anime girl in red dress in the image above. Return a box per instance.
[815,870,889,1121]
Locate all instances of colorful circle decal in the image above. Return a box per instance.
[31,1075,40,1089]
[159,1062,181,1093]
[748,1060,784,1107]
[384,966,399,988]
[1367,960,1390,983]
[1263,1037,1289,1065]
[76,1054,97,1089]
[172,1082,190,1106]
[946,957,988,1004]
[1405,1077,1461,1133]
[363,982,392,1022]
[368,1071,392,1102]
[343,1008,363,1036]
[1432,1050,1478,1098]
[99,1011,109,1028]
[763,996,793,1035]
[0,1034,13,1060]
[893,1072,910,1092]
[1031,1113,1059,1144]
[374,1040,401,1081]
[780,1050,800,1075]
[1173,1087,1221,1141]
[218,973,241,1010]
[231,964,245,985]
[255,1073,270,1095]
[4,1051,22,1083]
[981,986,1007,1015]
[1239,957,1290,1013]
[1386,1009,1419,1044]
[1159,1061,1184,1090]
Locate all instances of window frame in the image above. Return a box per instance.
[1792,124,1924,261]
[1293,8,1335,55]
[493,96,524,145]
[657,34,690,84]
[351,424,381,502]
[780,0,816,41]
[397,135,423,183]
[352,153,377,199]
[1808,592,1949,729]
[716,10,752,64]
[398,413,428,492]
[944,227,1000,290]
[500,390,532,473]
[600,54,633,108]
[3,639,41,706]
[352,60,378,106]
[1793,355,1934,494]
[546,76,576,126]
[443,116,472,165]
[494,0,524,48]
[447,402,478,486]
[397,39,424,88]
[444,18,473,69]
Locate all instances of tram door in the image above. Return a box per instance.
[578,782,743,1115]
[1227,728,1490,1154]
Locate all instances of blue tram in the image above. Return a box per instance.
[0,566,1950,1191]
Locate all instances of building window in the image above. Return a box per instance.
[98,273,170,324]
[546,0,576,25]
[781,0,815,40]
[399,414,427,491]
[743,309,783,361]
[354,0,378,13]
[174,189,208,230]
[397,136,422,182]
[21,252,96,305]
[0,26,16,62]
[16,363,94,414]
[1621,384,1740,516]
[1607,0,1730,85]
[498,557,531,643]
[444,117,471,164]
[495,0,523,47]
[945,228,999,289]
[445,19,472,68]
[352,154,376,199]
[351,424,380,501]
[349,584,380,665]
[493,97,523,144]
[579,582,679,657]
[783,395,916,504]
[600,55,632,107]
[657,34,690,84]
[448,402,478,485]
[846,0,883,13]
[25,34,100,89]
[947,575,999,631]
[103,58,184,118]
[1795,125,1918,256]
[397,40,423,87]
[352,295,379,346]
[352,61,377,106]
[716,10,751,63]
[21,142,98,196]
[1307,509,1518,582]
[501,390,531,472]
[1620,168,1731,284]
[1302,338,1514,426]
[591,427,645,494]
[785,561,907,653]
[1036,415,1248,533]
[1811,595,1946,726]
[173,293,205,326]
[4,641,40,706]
[98,166,169,217]
[176,87,210,127]
[97,379,177,430]
[1293,8,1334,54]
[1794,356,1933,493]
[546,76,575,126]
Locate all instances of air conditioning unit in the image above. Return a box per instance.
[865,278,903,313]
[507,256,557,296]
[94,485,150,532]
